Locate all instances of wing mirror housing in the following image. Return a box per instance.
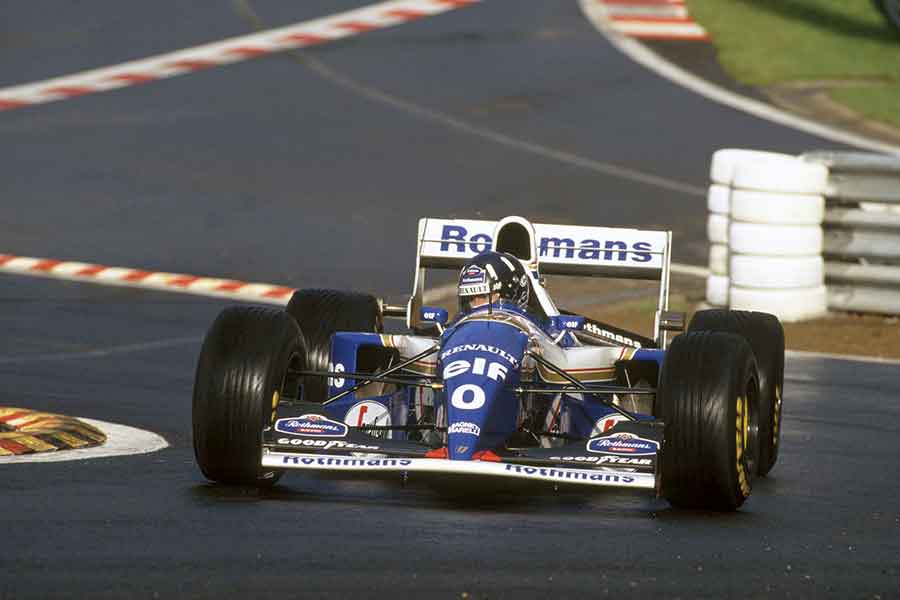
[658,310,685,333]
[420,307,448,326]
[550,315,585,331]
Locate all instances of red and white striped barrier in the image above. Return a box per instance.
[595,0,709,41]
[0,0,478,112]
[0,254,296,305]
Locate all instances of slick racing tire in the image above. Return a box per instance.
[193,307,307,485]
[286,289,382,403]
[688,309,784,476]
[656,331,760,510]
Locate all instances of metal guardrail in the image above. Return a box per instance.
[824,229,900,261]
[805,151,900,203]
[803,151,900,315]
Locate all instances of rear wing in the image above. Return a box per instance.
[405,217,674,344]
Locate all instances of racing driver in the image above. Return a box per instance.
[457,251,531,315]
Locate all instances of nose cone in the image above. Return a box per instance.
[439,319,528,460]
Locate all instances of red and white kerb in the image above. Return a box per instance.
[0,254,297,305]
[597,0,709,41]
[0,0,479,112]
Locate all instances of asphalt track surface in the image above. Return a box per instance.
[1,1,898,597]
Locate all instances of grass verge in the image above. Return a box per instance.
[686,0,900,130]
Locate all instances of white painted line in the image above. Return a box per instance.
[577,0,900,156]
[0,418,168,464]
[786,349,900,366]
[604,5,688,18]
[0,0,479,112]
[0,336,201,365]
[294,52,708,198]
[230,0,706,198]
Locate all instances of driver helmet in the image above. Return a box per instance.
[457,251,530,313]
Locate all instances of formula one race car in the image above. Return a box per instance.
[192,216,784,510]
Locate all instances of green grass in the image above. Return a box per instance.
[830,84,900,126]
[686,0,900,128]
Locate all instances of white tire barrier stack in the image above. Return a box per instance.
[705,183,730,306]
[707,149,828,322]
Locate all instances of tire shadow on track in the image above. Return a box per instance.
[186,477,788,525]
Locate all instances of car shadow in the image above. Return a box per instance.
[187,473,668,518]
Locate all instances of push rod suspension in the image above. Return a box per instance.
[323,345,440,405]
[297,370,442,390]
[513,386,655,396]
[526,351,640,422]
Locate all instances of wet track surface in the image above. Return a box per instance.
[1,1,898,597]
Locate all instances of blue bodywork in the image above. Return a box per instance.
[317,302,664,459]
[440,318,528,460]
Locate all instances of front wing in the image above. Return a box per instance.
[262,451,656,490]
[264,405,662,492]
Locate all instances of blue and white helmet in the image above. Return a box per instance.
[457,251,530,313]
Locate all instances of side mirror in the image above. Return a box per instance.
[658,311,685,333]
[420,307,449,327]
[550,315,585,331]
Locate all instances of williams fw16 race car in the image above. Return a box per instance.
[192,216,785,510]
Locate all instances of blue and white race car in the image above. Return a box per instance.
[193,216,784,510]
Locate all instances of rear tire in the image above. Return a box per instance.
[657,331,760,511]
[193,306,306,485]
[285,289,382,403]
[689,309,784,475]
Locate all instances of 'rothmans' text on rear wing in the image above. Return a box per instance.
[406,217,673,339]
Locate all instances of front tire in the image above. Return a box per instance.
[689,309,784,476]
[285,289,382,403]
[657,331,760,511]
[193,306,306,485]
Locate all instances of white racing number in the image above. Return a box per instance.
[443,358,508,410]
[327,362,345,388]
[450,384,485,410]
